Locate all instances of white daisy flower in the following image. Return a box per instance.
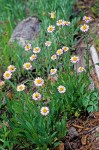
[45,41,52,47]
[23,62,32,70]
[24,43,32,51]
[57,85,66,93]
[56,49,63,56]
[62,46,69,52]
[32,92,41,100]
[3,71,12,80]
[80,24,89,32]
[30,54,37,61]
[7,65,16,72]
[50,69,57,75]
[83,16,92,23]
[51,54,57,60]
[33,47,41,53]
[40,106,49,116]
[34,77,44,87]
[56,20,64,26]
[47,25,55,33]
[17,84,25,91]
[70,56,79,63]
[78,67,85,73]
[63,21,70,26]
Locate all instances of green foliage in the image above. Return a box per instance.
[0,0,99,149]
[91,0,99,16]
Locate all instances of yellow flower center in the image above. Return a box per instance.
[64,21,69,25]
[5,73,10,77]
[51,69,55,73]
[35,48,39,51]
[58,20,63,24]
[47,42,50,44]
[31,55,36,59]
[57,50,62,54]
[48,27,53,31]
[42,108,47,113]
[36,79,42,84]
[72,57,77,61]
[19,86,23,90]
[64,47,68,51]
[85,17,89,20]
[10,67,14,71]
[59,87,64,91]
[79,67,83,71]
[25,64,30,68]
[35,93,39,98]
[34,93,39,98]
[82,25,87,30]
[52,55,56,59]
[26,45,30,50]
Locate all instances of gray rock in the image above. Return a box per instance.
[68,127,79,139]
[9,16,40,46]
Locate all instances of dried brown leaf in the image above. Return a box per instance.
[81,135,87,145]
[57,142,64,150]
[72,124,84,129]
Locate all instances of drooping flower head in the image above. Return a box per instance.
[7,65,16,72]
[17,84,25,91]
[45,41,52,47]
[51,54,57,60]
[62,46,69,52]
[70,56,79,63]
[49,11,56,19]
[47,25,55,33]
[34,77,44,87]
[24,43,32,51]
[80,24,89,32]
[83,16,92,23]
[78,67,85,73]
[33,47,41,53]
[50,69,57,75]
[30,54,37,61]
[23,62,32,70]
[32,92,41,100]
[56,49,63,56]
[40,106,49,116]
[57,85,66,93]
[3,71,12,80]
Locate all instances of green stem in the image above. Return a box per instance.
[85,33,90,73]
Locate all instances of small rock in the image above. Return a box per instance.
[9,16,40,47]
[68,127,79,139]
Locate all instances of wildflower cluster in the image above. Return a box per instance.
[3,65,16,80]
[2,7,98,150]
[80,16,92,32]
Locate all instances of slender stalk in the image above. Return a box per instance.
[85,33,90,73]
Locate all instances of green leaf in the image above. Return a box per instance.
[87,106,94,112]
[82,98,89,107]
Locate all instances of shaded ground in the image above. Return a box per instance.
[65,112,99,150]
